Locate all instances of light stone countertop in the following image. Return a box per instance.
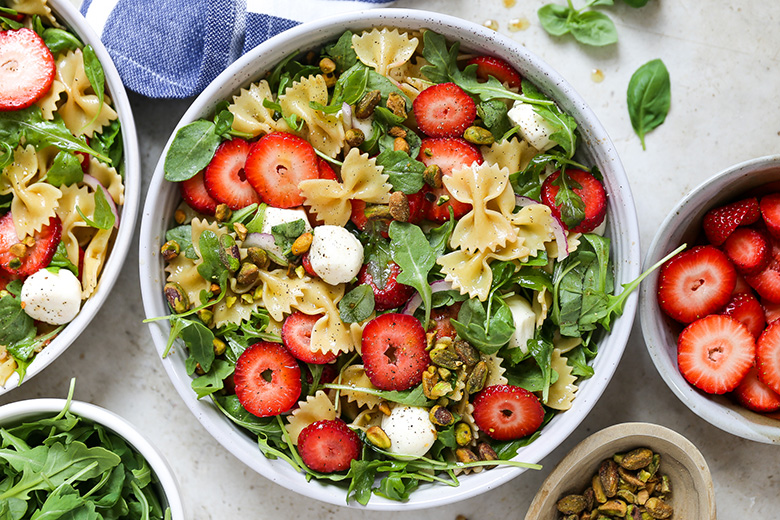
[3,1,780,518]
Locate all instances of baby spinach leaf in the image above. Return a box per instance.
[627,58,671,150]
[42,28,83,53]
[165,225,197,260]
[338,284,375,323]
[375,150,425,194]
[477,99,512,141]
[196,230,228,283]
[90,119,123,171]
[388,222,437,326]
[46,150,84,187]
[76,186,115,230]
[82,45,105,130]
[311,64,368,113]
[529,337,555,403]
[0,294,35,348]
[163,120,221,181]
[451,298,514,355]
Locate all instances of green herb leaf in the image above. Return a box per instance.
[324,384,433,407]
[90,119,123,171]
[0,293,36,348]
[196,230,228,283]
[82,45,105,131]
[191,359,234,399]
[180,319,216,373]
[338,284,375,323]
[76,186,115,230]
[48,241,79,276]
[271,219,306,257]
[537,3,573,36]
[163,120,221,181]
[375,150,425,194]
[388,222,437,327]
[551,170,586,229]
[165,225,197,260]
[42,28,83,53]
[323,30,358,73]
[627,58,671,150]
[528,337,555,403]
[46,150,84,187]
[622,0,649,6]
[569,11,618,46]
[477,99,512,141]
[451,298,515,355]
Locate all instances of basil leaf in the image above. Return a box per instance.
[90,119,123,171]
[165,225,197,260]
[338,284,375,323]
[375,150,425,194]
[477,99,512,141]
[46,151,83,187]
[82,45,105,130]
[0,294,36,347]
[196,230,228,283]
[323,30,358,73]
[212,103,235,137]
[627,59,671,150]
[451,298,514,355]
[47,242,79,276]
[569,11,618,46]
[76,186,115,230]
[163,120,221,181]
[42,27,83,53]
[622,0,649,6]
[388,222,437,327]
[271,219,306,257]
[537,3,573,36]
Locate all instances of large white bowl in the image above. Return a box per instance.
[0,0,140,394]
[138,8,640,509]
[0,398,185,519]
[640,155,780,444]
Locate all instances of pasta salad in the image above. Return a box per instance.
[0,0,125,385]
[158,27,641,504]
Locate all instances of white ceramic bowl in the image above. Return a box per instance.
[0,0,140,394]
[0,398,184,519]
[640,155,780,444]
[138,8,640,509]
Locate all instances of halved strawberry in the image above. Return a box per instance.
[677,315,755,394]
[281,311,337,364]
[180,170,218,215]
[657,245,736,323]
[722,227,770,275]
[759,193,780,239]
[734,365,780,413]
[234,341,302,418]
[297,419,361,473]
[540,169,606,233]
[757,320,780,395]
[203,138,260,210]
[361,313,429,391]
[472,385,545,441]
[722,292,766,340]
[316,157,337,180]
[702,197,760,246]
[413,82,476,138]
[357,261,414,311]
[745,264,780,304]
[430,302,462,340]
[763,298,780,324]
[417,137,482,223]
[466,56,522,89]
[0,213,62,277]
[244,132,319,208]
[0,28,55,110]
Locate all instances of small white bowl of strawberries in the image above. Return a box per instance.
[640,155,780,444]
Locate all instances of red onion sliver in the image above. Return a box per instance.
[401,279,454,315]
[243,232,276,250]
[341,102,352,128]
[83,174,120,228]
[549,212,569,260]
[515,195,540,207]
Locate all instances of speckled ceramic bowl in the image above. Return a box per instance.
[138,8,640,509]
[640,155,780,444]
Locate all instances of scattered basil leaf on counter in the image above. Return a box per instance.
[538,0,618,46]
[46,150,84,187]
[338,284,375,323]
[627,58,671,150]
[76,186,115,230]
[375,150,425,194]
[622,0,649,6]
[388,222,437,327]
[42,27,83,53]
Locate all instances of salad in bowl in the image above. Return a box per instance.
[141,10,641,509]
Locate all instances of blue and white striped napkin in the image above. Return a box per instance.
[80,0,394,98]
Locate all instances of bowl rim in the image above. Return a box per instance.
[0,0,141,395]
[639,154,780,444]
[0,398,185,519]
[138,7,641,510]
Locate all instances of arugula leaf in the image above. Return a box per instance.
[529,337,555,403]
[338,284,375,323]
[191,359,234,399]
[551,169,586,228]
[48,241,79,276]
[163,120,222,181]
[388,222,437,327]
[324,384,433,407]
[347,459,383,505]
[76,186,115,230]
[90,119,124,171]
[521,81,578,158]
[46,150,84,187]
[0,293,36,348]
[82,45,105,131]
[42,28,83,53]
[179,318,216,372]
[375,150,425,194]
[627,59,671,150]
[323,30,358,72]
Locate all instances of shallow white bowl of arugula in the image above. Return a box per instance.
[138,9,641,509]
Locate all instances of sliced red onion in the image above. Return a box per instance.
[401,280,453,316]
[515,195,541,207]
[549,212,569,260]
[243,232,276,250]
[341,102,352,128]
[82,174,120,228]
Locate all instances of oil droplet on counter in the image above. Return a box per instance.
[483,19,499,31]
[591,69,605,83]
[503,0,517,7]
[508,17,530,32]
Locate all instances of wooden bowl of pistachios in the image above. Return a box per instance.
[524,422,716,520]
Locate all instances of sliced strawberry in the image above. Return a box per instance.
[417,137,482,223]
[757,320,780,395]
[745,264,780,304]
[203,138,260,210]
[734,365,780,413]
[540,169,607,233]
[472,385,545,441]
[180,170,218,215]
[301,252,318,278]
[657,245,736,323]
[733,273,753,296]
[361,313,429,391]
[677,315,755,394]
[281,311,337,364]
[0,268,18,291]
[303,363,338,386]
[349,199,389,237]
[406,190,425,225]
[763,298,780,324]
[430,302,462,340]
[0,213,61,277]
[413,82,476,138]
[702,197,760,246]
[244,132,319,208]
[466,56,522,88]
[722,292,766,340]
[0,28,55,110]
[760,193,780,239]
[234,341,302,418]
[297,419,361,473]
[722,227,770,275]
[357,261,414,311]
[316,157,337,180]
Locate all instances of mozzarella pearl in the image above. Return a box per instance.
[21,269,82,325]
[308,225,363,285]
[381,405,437,459]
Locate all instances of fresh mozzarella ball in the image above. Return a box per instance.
[21,269,82,325]
[381,405,437,458]
[308,225,363,285]
[507,101,557,152]
[505,295,536,354]
[260,207,312,260]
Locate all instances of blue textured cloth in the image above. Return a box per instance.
[80,0,394,98]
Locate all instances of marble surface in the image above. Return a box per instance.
[3,1,780,518]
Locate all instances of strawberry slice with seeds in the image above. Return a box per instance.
[734,365,780,413]
[757,320,780,395]
[417,137,482,223]
[541,169,607,233]
[203,138,260,210]
[281,311,337,364]
[657,245,736,323]
[732,272,753,296]
[180,170,218,215]
[763,298,780,324]
[745,263,780,304]
[234,341,302,418]
[357,260,414,311]
[244,132,319,208]
[722,292,766,340]
[413,82,476,138]
[702,197,760,246]
[0,213,62,277]
[677,315,755,394]
[472,385,545,441]
[0,28,55,110]
[297,419,362,473]
[467,56,523,88]
[722,227,770,274]
[760,193,780,239]
[361,313,429,391]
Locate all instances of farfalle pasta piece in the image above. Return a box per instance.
[228,80,290,137]
[2,146,62,238]
[165,254,210,308]
[299,148,391,226]
[81,228,112,298]
[7,0,60,27]
[480,137,537,174]
[546,348,578,410]
[285,391,337,445]
[87,158,124,205]
[257,269,307,322]
[279,75,345,157]
[56,50,118,137]
[483,353,509,387]
[338,365,382,409]
[349,409,383,430]
[35,79,66,120]
[57,185,94,265]
[292,278,355,356]
[212,289,265,328]
[511,203,556,257]
[352,28,419,76]
[533,287,553,328]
